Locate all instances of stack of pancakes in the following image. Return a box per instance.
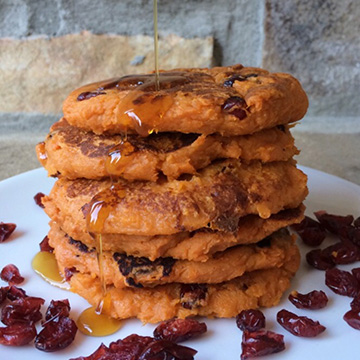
[37,64,308,323]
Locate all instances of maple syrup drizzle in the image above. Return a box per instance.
[32,252,69,290]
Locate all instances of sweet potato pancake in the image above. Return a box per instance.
[48,205,304,261]
[42,160,308,236]
[49,226,297,288]
[68,247,300,323]
[63,65,308,136]
[37,118,298,181]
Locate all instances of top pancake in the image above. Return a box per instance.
[63,64,308,136]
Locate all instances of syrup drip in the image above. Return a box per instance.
[105,140,135,177]
[77,293,122,337]
[32,252,69,289]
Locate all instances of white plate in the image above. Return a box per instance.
[0,166,359,360]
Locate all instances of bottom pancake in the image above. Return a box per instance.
[68,248,299,323]
[50,226,298,288]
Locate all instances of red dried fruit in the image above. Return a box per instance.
[34,192,45,208]
[44,299,70,322]
[0,264,24,285]
[0,287,7,305]
[39,235,54,253]
[221,96,247,120]
[236,309,266,331]
[351,293,360,311]
[341,225,360,247]
[322,242,360,265]
[352,268,360,283]
[354,216,360,228]
[64,267,77,281]
[6,286,27,301]
[138,339,197,360]
[70,334,197,360]
[314,210,354,235]
[325,268,359,297]
[291,216,326,246]
[241,330,285,360]
[277,309,326,337]
[288,290,328,310]
[1,296,44,325]
[306,249,334,270]
[180,284,207,309]
[0,222,16,242]
[0,322,37,346]
[343,310,360,330]
[153,318,207,343]
[35,316,78,352]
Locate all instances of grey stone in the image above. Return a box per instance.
[0,0,28,37]
[263,0,360,117]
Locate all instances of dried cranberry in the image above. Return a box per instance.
[0,264,24,285]
[34,192,45,208]
[35,316,78,352]
[64,267,77,281]
[322,242,360,265]
[325,268,359,297]
[341,225,360,247]
[351,293,360,311]
[153,318,207,343]
[221,96,247,120]
[77,91,106,101]
[288,290,328,310]
[236,309,266,331]
[0,222,16,243]
[0,322,37,346]
[354,216,360,228]
[138,339,197,360]
[6,286,27,301]
[291,216,326,246]
[180,284,207,309]
[352,268,360,283]
[0,287,7,305]
[241,330,285,360]
[223,75,247,87]
[314,210,354,235]
[44,299,70,321]
[306,249,334,270]
[1,296,44,325]
[277,309,326,337]
[39,235,54,253]
[344,310,360,330]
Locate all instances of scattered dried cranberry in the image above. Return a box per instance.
[0,222,16,243]
[35,316,78,352]
[64,267,77,281]
[341,225,360,247]
[322,241,360,265]
[221,96,247,120]
[354,217,360,228]
[0,322,37,346]
[291,216,326,246]
[0,287,7,305]
[153,318,207,343]
[343,310,360,330]
[1,296,44,325]
[39,235,54,253]
[241,330,285,360]
[277,309,326,337]
[6,286,27,301]
[0,264,24,285]
[44,299,70,321]
[34,192,45,208]
[352,268,360,283]
[306,249,334,270]
[351,293,360,311]
[236,309,266,331]
[314,210,354,235]
[70,334,197,360]
[289,290,328,310]
[325,268,359,297]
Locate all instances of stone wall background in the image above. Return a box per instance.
[0,0,359,182]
